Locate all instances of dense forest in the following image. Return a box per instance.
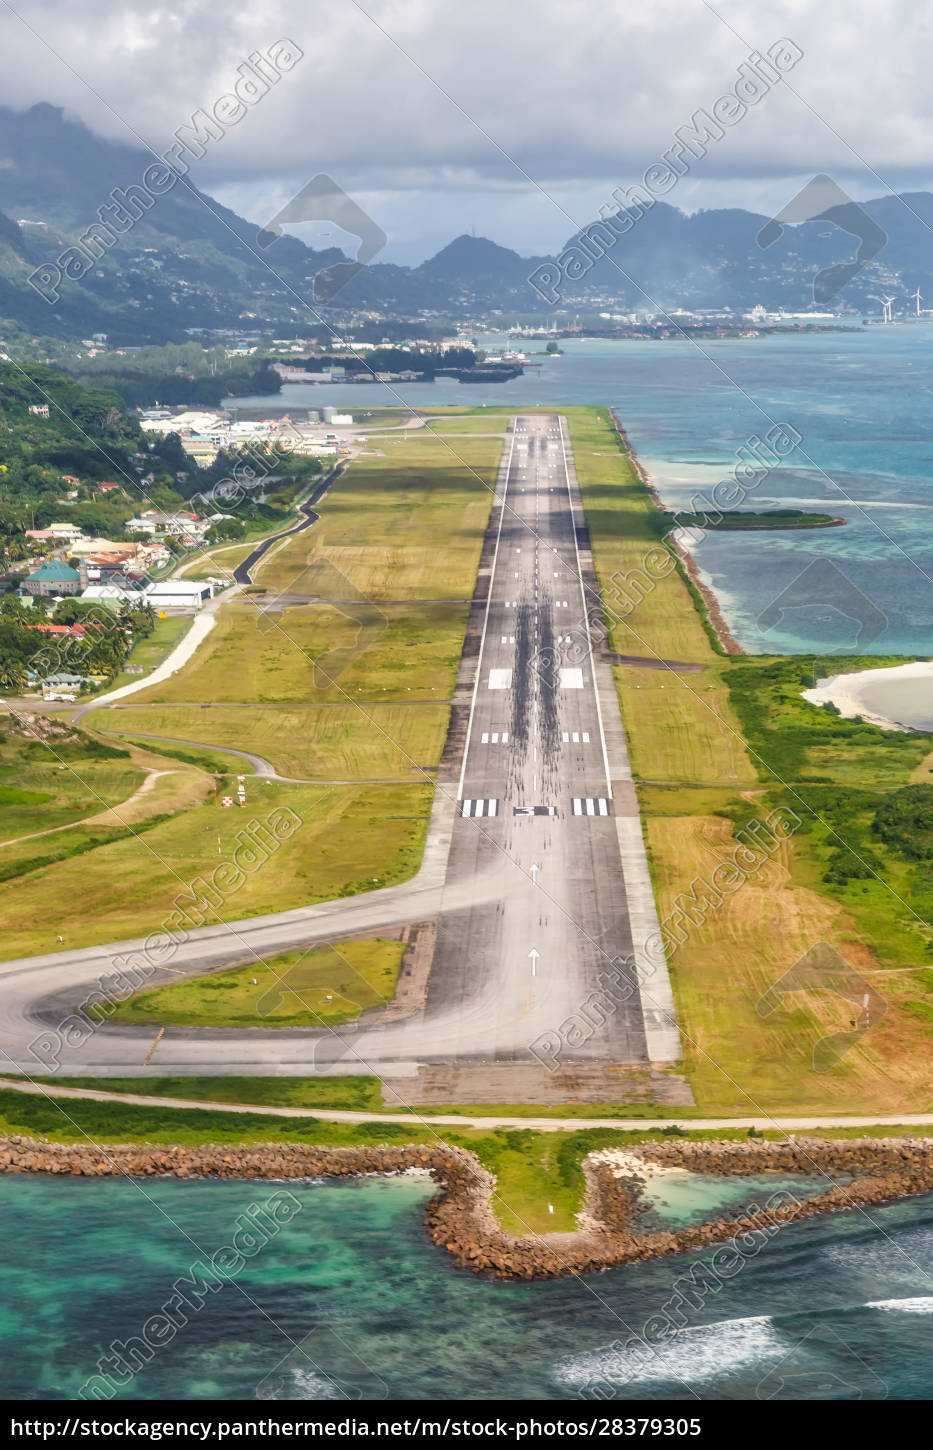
[59,344,283,409]
[297,345,478,376]
[0,362,151,544]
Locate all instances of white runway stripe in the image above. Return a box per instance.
[572,797,611,816]
[460,799,499,817]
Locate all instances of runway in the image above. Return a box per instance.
[0,415,680,1081]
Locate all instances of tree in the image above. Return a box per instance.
[206,517,246,543]
[0,652,28,691]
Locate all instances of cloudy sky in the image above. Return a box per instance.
[2,0,932,262]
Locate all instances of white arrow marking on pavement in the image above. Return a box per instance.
[529,863,541,885]
[528,948,540,976]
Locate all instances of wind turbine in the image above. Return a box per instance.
[912,286,923,316]
[880,295,896,323]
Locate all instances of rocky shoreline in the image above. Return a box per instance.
[608,408,744,655]
[670,542,744,655]
[4,1135,933,1281]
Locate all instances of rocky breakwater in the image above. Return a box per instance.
[3,1134,933,1281]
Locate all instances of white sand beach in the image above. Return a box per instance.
[587,1148,690,1181]
[802,660,933,731]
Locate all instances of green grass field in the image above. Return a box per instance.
[0,781,432,957]
[0,423,505,953]
[0,719,142,845]
[105,938,406,1028]
[121,599,468,706]
[419,415,510,434]
[255,432,498,599]
[91,614,190,695]
[91,702,450,780]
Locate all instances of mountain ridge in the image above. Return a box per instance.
[1,102,932,336]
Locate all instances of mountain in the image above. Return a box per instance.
[2,102,933,337]
[420,235,521,278]
[550,194,927,313]
[0,103,343,341]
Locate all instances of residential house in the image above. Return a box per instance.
[25,522,85,544]
[126,510,208,545]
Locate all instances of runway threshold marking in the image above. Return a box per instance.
[572,797,612,816]
[460,798,499,817]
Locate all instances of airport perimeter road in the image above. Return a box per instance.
[0,415,680,1080]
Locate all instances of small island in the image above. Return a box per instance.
[665,508,845,531]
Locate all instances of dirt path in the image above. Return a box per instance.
[1,1077,930,1134]
[90,728,420,786]
[83,769,182,827]
[0,768,183,849]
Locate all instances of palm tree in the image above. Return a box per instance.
[0,652,28,692]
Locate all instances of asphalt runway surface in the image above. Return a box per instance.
[0,415,680,1080]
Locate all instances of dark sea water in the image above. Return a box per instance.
[4,1174,932,1401]
[230,326,933,657]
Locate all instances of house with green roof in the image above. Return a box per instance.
[22,559,86,598]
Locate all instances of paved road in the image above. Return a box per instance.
[0,1079,926,1136]
[0,415,680,1080]
[232,460,347,585]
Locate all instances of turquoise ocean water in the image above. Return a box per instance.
[3,1174,932,1401]
[231,326,933,662]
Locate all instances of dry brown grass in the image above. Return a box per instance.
[650,813,933,1114]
